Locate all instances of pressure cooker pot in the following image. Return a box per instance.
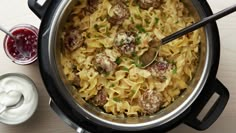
[28,0,229,132]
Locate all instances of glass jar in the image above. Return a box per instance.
[3,24,39,65]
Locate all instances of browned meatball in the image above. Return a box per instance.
[77,0,100,20]
[147,57,171,78]
[114,32,136,56]
[70,76,81,88]
[87,0,100,13]
[108,0,128,5]
[95,53,117,72]
[137,0,162,10]
[139,89,163,115]
[91,88,108,106]
[120,43,136,56]
[108,2,130,25]
[64,30,84,51]
[176,2,189,17]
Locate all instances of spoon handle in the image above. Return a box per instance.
[0,105,6,114]
[0,25,15,39]
[161,4,236,44]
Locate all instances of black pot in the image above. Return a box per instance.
[28,0,229,132]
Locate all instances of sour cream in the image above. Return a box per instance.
[0,73,38,125]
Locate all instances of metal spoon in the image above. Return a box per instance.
[0,25,16,40]
[140,4,236,68]
[0,91,24,114]
[0,25,30,58]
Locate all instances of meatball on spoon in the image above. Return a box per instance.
[140,4,236,68]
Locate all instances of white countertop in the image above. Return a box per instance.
[0,0,235,133]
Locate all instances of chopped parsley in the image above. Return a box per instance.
[122,67,129,72]
[110,84,115,87]
[99,16,106,21]
[94,24,99,32]
[99,17,104,21]
[105,27,111,37]
[99,43,105,46]
[104,72,110,77]
[162,76,167,80]
[135,24,146,33]
[155,17,159,25]
[113,97,120,102]
[120,39,125,46]
[131,59,143,68]
[86,33,91,38]
[135,36,141,45]
[134,14,142,19]
[172,67,177,74]
[161,27,164,32]
[171,60,176,64]
[131,52,143,68]
[131,52,137,57]
[94,24,106,32]
[131,17,134,23]
[145,18,150,24]
[115,57,122,65]
[131,89,136,95]
[135,61,143,68]
[169,60,176,65]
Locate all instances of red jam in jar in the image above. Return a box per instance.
[3,24,38,65]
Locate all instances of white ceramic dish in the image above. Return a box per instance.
[0,73,39,125]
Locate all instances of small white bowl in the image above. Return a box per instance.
[0,73,39,125]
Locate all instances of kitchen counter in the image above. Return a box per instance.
[0,0,235,133]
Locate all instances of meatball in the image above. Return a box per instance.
[139,89,163,115]
[176,2,189,17]
[64,30,84,51]
[147,57,171,78]
[137,0,162,10]
[69,64,81,88]
[70,76,80,88]
[109,0,128,5]
[78,0,100,20]
[95,53,117,72]
[108,2,130,25]
[120,44,136,56]
[91,88,108,106]
[114,32,136,56]
[87,0,100,13]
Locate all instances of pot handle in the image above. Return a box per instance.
[28,0,52,19]
[184,79,229,130]
[49,99,90,133]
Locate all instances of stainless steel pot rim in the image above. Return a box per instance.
[48,0,211,131]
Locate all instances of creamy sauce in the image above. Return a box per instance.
[115,33,135,46]
[0,74,38,125]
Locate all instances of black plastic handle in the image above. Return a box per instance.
[161,4,236,44]
[28,0,52,19]
[184,79,229,130]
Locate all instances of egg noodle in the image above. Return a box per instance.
[61,0,200,117]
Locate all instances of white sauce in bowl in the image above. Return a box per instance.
[0,73,38,125]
